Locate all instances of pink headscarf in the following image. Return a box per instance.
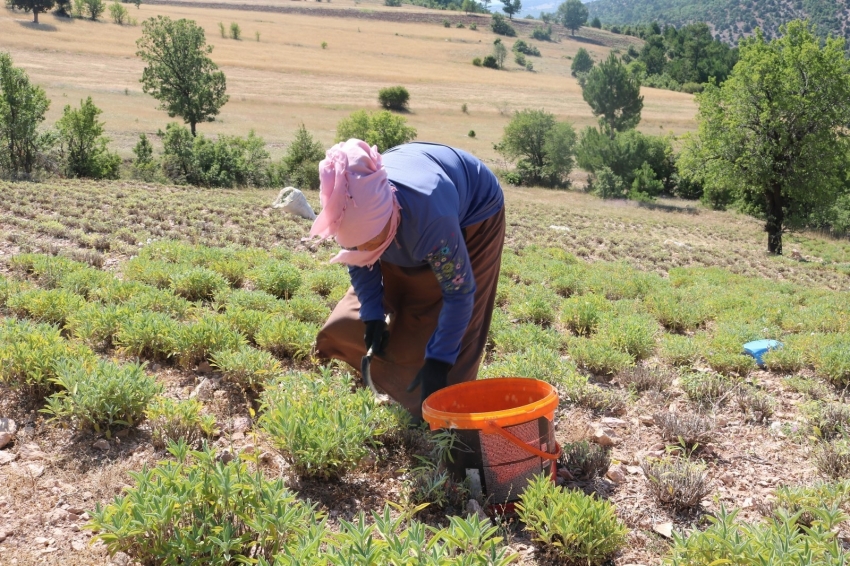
[309,139,401,267]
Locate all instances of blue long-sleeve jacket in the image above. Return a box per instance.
[348,143,504,365]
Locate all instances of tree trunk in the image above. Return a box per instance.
[765,186,784,255]
[190,121,196,136]
[33,9,40,23]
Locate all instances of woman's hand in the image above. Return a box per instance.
[363,319,389,355]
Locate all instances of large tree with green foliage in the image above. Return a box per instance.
[136,16,229,136]
[0,52,53,180]
[581,53,643,135]
[501,0,520,19]
[8,0,54,23]
[496,108,577,187]
[57,97,120,180]
[335,110,416,153]
[557,0,588,36]
[678,21,850,255]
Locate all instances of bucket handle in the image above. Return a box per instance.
[484,420,562,461]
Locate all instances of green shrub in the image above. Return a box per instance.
[87,442,327,563]
[145,397,216,449]
[566,336,634,376]
[482,55,499,69]
[481,344,582,389]
[597,312,658,360]
[815,440,850,480]
[567,381,629,414]
[512,39,540,56]
[490,13,516,36]
[270,124,325,190]
[125,287,192,319]
[255,316,317,361]
[681,372,732,407]
[6,288,86,327]
[229,21,241,39]
[285,294,330,325]
[175,316,246,369]
[56,97,120,180]
[507,286,558,326]
[642,457,712,510]
[531,24,552,41]
[115,312,181,362]
[618,365,673,392]
[57,266,113,299]
[472,57,483,66]
[561,293,607,336]
[219,306,269,343]
[66,303,132,351]
[303,267,348,299]
[659,333,700,367]
[0,319,96,395]
[489,314,562,355]
[644,288,708,332]
[783,375,832,400]
[735,386,776,423]
[654,411,714,451]
[334,110,417,153]
[218,288,286,313]
[664,506,846,565]
[814,339,850,385]
[123,257,179,289]
[769,481,850,528]
[516,474,627,564]
[259,370,390,479]
[211,346,281,390]
[43,358,161,436]
[249,260,302,299]
[109,1,128,24]
[559,441,610,480]
[804,401,850,440]
[377,85,410,111]
[495,108,577,187]
[169,267,229,302]
[131,133,158,181]
[9,253,85,287]
[571,47,594,76]
[206,257,249,287]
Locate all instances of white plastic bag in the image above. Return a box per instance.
[272,187,316,220]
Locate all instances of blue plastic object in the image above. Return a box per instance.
[742,339,783,367]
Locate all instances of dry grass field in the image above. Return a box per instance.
[1,0,696,160]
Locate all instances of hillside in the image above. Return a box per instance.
[585,0,850,44]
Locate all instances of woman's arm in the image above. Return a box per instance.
[348,263,384,322]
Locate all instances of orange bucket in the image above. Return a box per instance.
[422,377,561,509]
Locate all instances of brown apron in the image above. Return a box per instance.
[316,207,506,416]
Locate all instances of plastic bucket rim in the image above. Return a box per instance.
[422,377,559,430]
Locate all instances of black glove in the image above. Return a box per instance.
[363,319,389,355]
[406,359,453,404]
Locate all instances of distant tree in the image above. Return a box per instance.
[493,38,508,68]
[590,16,601,28]
[571,47,593,76]
[490,13,516,36]
[131,133,158,181]
[56,97,120,179]
[496,108,577,187]
[276,123,324,190]
[557,0,587,36]
[136,16,229,136]
[581,52,643,134]
[8,0,54,23]
[335,110,416,153]
[83,0,105,20]
[678,21,850,255]
[461,0,476,13]
[378,86,410,111]
[109,1,127,23]
[639,33,666,76]
[481,0,490,11]
[0,52,53,179]
[501,0,520,20]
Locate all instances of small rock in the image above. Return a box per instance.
[45,508,69,525]
[591,428,620,447]
[197,361,213,374]
[0,418,16,435]
[190,378,216,401]
[69,523,80,532]
[0,531,6,543]
[0,433,12,450]
[231,432,245,441]
[19,443,46,461]
[719,472,734,486]
[600,417,627,427]
[218,449,234,464]
[213,390,227,399]
[15,463,45,477]
[653,522,674,538]
[71,540,86,551]
[111,551,131,566]
[34,536,51,546]
[625,465,643,475]
[638,415,655,426]
[93,439,110,451]
[231,417,251,434]
[0,452,16,465]
[465,499,489,522]
[605,465,627,484]
[67,506,85,515]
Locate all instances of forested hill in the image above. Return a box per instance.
[584,0,850,44]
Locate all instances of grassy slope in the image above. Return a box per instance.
[1,1,694,161]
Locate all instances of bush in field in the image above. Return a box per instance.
[642,456,711,510]
[814,439,850,479]
[43,358,161,436]
[169,267,229,302]
[334,110,417,152]
[681,372,732,407]
[560,293,606,335]
[531,24,552,41]
[654,412,714,451]
[496,109,577,187]
[131,133,158,181]
[109,1,127,23]
[571,47,594,77]
[0,319,96,396]
[254,317,316,361]
[218,288,286,313]
[581,52,643,134]
[664,506,846,565]
[767,482,850,528]
[377,86,410,111]
[145,396,216,449]
[248,260,302,299]
[160,123,270,187]
[229,22,241,39]
[516,474,627,564]
[259,370,390,480]
[6,288,86,327]
[218,306,269,343]
[174,316,246,369]
[115,311,180,362]
[482,55,499,69]
[489,314,562,356]
[82,0,105,19]
[566,335,634,376]
[211,346,281,390]
[57,97,121,180]
[597,312,658,360]
[490,13,516,36]
[86,442,328,563]
[286,294,330,325]
[0,53,54,179]
[270,124,325,190]
[559,441,610,481]
[66,303,132,351]
[512,40,540,56]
